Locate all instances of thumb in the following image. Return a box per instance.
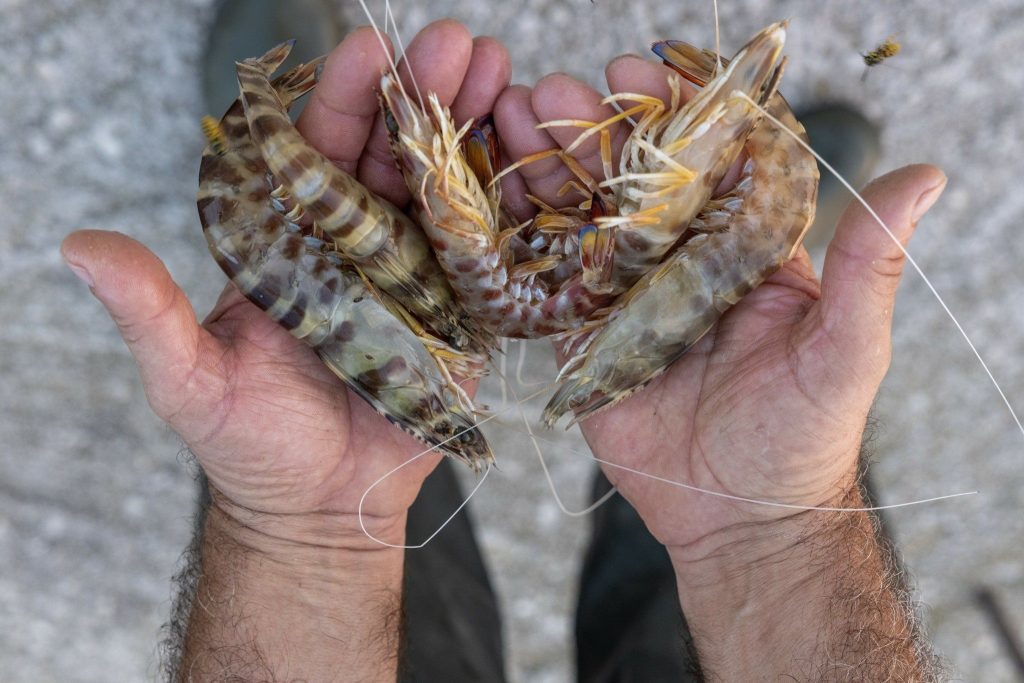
[818,164,946,368]
[61,229,221,421]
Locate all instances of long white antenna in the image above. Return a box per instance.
[712,0,723,75]
[594,456,975,512]
[355,0,422,110]
[383,0,425,108]
[359,452,493,549]
[494,364,618,517]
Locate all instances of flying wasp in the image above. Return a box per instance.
[200,115,229,156]
[861,36,901,80]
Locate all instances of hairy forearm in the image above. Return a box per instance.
[671,486,939,681]
[173,502,406,683]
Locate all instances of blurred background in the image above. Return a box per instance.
[2,0,1022,680]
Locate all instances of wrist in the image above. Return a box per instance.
[208,485,409,555]
[668,480,861,586]
[202,503,405,595]
[183,501,406,681]
[665,484,903,677]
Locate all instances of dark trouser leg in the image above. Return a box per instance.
[201,0,343,116]
[575,472,701,683]
[401,459,507,682]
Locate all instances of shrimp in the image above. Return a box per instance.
[234,45,490,356]
[542,22,818,426]
[197,42,492,469]
[378,74,615,338]
[550,22,790,293]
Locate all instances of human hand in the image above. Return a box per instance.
[61,20,512,547]
[495,53,946,555]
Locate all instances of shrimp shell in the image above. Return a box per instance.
[233,50,489,356]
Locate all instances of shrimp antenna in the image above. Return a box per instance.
[383,0,426,109]
[498,337,510,409]
[355,0,423,111]
[711,0,723,75]
[736,91,1024,445]
[357,384,554,548]
[491,361,617,517]
[592,456,976,512]
[359,450,492,550]
[523,427,977,513]
[359,366,977,552]
[516,339,548,387]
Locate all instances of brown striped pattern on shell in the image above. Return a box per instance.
[197,44,492,468]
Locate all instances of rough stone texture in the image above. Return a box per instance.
[2,0,1022,681]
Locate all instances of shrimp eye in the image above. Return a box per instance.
[383,107,399,136]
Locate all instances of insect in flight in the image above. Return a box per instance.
[862,35,901,80]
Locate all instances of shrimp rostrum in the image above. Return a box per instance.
[197,21,818,467]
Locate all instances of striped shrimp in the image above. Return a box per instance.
[542,22,819,425]
[234,47,490,356]
[378,74,615,338]
[197,42,492,469]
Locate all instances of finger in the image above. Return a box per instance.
[762,245,821,301]
[605,53,695,107]
[493,83,577,208]
[491,82,565,200]
[203,281,251,326]
[817,164,947,365]
[295,26,395,176]
[531,73,629,191]
[60,230,223,421]
[360,19,474,206]
[450,36,512,126]
[497,147,537,222]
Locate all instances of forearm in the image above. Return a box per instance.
[670,486,938,681]
[177,502,406,683]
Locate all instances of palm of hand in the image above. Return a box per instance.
[183,287,438,521]
[155,23,512,524]
[579,254,880,549]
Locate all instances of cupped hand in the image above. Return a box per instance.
[496,53,946,553]
[61,20,512,544]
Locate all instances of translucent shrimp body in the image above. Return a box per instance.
[542,31,818,426]
[603,22,789,290]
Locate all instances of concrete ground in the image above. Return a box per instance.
[2,0,1022,680]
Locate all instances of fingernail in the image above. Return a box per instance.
[63,259,94,288]
[911,176,947,222]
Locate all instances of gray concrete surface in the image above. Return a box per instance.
[2,0,1022,681]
